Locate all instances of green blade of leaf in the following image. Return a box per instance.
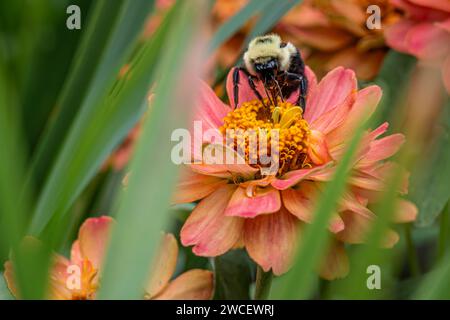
[414,251,450,299]
[373,51,416,121]
[98,0,207,299]
[0,59,40,299]
[272,119,368,299]
[30,0,155,190]
[243,0,301,47]
[208,0,273,53]
[213,249,254,300]
[29,0,155,235]
[410,101,450,227]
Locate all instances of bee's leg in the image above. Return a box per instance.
[284,72,308,112]
[233,67,266,109]
[246,75,269,110]
[298,75,308,112]
[232,67,241,109]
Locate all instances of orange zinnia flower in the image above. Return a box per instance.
[385,0,450,93]
[175,66,417,279]
[3,217,213,300]
[275,0,400,80]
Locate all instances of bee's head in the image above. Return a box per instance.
[243,34,296,81]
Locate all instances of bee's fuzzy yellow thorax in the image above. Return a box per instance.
[244,34,296,75]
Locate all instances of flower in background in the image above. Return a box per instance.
[385,0,450,93]
[104,123,142,171]
[211,0,252,68]
[3,217,213,300]
[275,0,400,80]
[175,66,417,279]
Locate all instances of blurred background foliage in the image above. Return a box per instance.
[0,0,449,300]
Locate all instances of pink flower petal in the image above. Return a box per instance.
[271,163,333,190]
[180,185,244,256]
[319,240,349,280]
[225,186,281,218]
[327,85,382,148]
[408,0,450,13]
[244,208,299,275]
[304,67,357,123]
[146,233,179,298]
[194,80,230,131]
[443,55,450,93]
[282,184,344,233]
[282,187,314,223]
[153,269,214,300]
[358,161,410,195]
[78,216,114,270]
[340,191,376,220]
[190,143,259,179]
[70,240,82,265]
[308,130,332,165]
[190,81,231,157]
[391,0,449,20]
[393,199,418,223]
[310,92,354,134]
[385,20,416,53]
[336,211,399,247]
[173,167,226,204]
[405,22,450,60]
[436,18,450,33]
[357,133,405,166]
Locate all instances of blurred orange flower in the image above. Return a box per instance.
[175,66,417,279]
[275,0,400,80]
[212,0,399,81]
[3,217,213,300]
[385,0,450,93]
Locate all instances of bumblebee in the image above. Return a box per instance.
[233,34,308,111]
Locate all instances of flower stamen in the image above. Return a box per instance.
[220,98,311,176]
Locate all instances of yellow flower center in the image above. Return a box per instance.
[219,99,311,176]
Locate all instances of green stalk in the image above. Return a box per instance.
[404,224,420,276]
[438,202,449,262]
[254,266,273,300]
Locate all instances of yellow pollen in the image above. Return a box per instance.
[219,99,311,176]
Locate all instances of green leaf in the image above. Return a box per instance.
[414,251,450,299]
[213,249,254,300]
[20,0,92,150]
[243,0,301,47]
[98,1,207,299]
[29,0,155,235]
[373,51,416,121]
[272,119,368,299]
[410,102,450,227]
[208,0,273,53]
[28,0,132,188]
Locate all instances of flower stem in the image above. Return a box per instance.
[254,266,273,300]
[404,224,420,276]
